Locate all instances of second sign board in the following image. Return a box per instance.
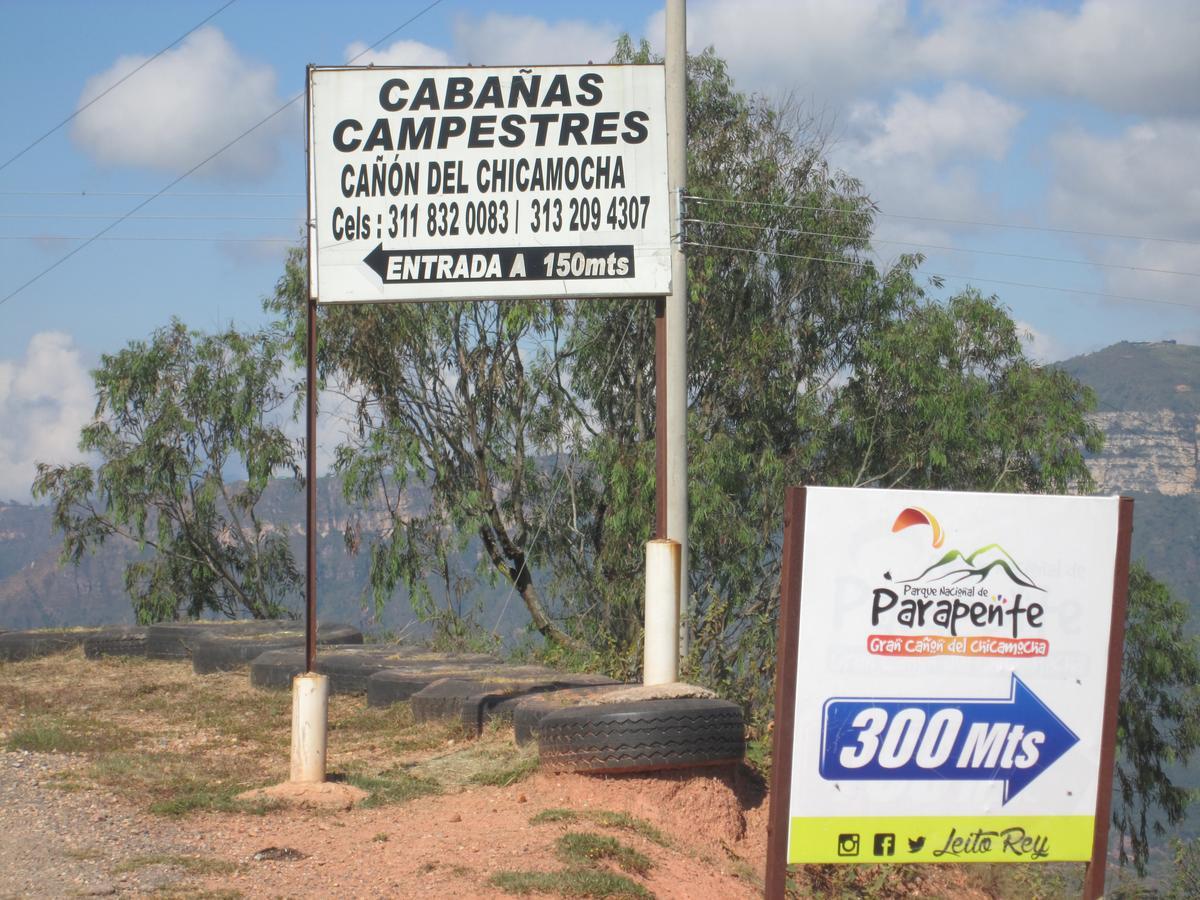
[778,486,1126,866]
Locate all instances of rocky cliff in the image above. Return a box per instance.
[1087,409,1198,495]
[1060,340,1200,497]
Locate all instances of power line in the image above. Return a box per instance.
[686,194,1200,248]
[0,213,297,222]
[681,239,1200,312]
[0,235,294,244]
[0,0,446,310]
[0,190,303,199]
[0,0,239,173]
[685,217,1200,279]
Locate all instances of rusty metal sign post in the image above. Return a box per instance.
[765,486,1133,900]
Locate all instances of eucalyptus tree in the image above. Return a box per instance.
[33,320,302,621]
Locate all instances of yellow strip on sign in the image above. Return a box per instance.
[788,816,1095,864]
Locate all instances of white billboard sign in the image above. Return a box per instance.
[307,64,671,303]
[784,487,1122,864]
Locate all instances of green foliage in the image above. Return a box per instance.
[266,250,583,649]
[488,868,651,899]
[530,809,671,848]
[1114,563,1200,873]
[346,769,441,808]
[32,320,301,621]
[556,832,652,877]
[1059,340,1200,415]
[1166,837,1200,899]
[6,720,88,753]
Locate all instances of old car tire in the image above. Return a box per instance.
[538,698,744,774]
[83,626,150,659]
[190,624,362,674]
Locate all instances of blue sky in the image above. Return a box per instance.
[0,0,1197,500]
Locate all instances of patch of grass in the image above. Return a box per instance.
[489,869,652,899]
[468,747,539,787]
[147,782,278,817]
[530,808,578,824]
[5,712,132,754]
[332,701,416,735]
[409,732,533,788]
[556,832,652,877]
[345,770,441,808]
[584,812,670,849]
[90,751,277,817]
[743,731,771,777]
[372,832,389,843]
[112,854,238,876]
[147,887,243,900]
[62,848,105,862]
[46,772,89,792]
[531,808,670,848]
[6,720,89,753]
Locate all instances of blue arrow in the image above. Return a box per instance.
[819,674,1079,804]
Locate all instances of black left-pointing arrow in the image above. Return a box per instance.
[363,244,389,281]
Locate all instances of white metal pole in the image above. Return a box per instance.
[665,0,690,660]
[645,539,681,685]
[290,672,329,783]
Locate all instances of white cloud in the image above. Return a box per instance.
[654,0,1198,116]
[277,370,359,478]
[345,14,619,71]
[344,38,451,67]
[827,84,1024,254]
[1089,241,1200,309]
[0,333,94,502]
[71,27,289,179]
[1048,119,1200,242]
[917,0,1200,116]
[844,83,1024,167]
[451,13,619,66]
[648,0,910,103]
[1015,319,1069,364]
[1046,118,1200,306]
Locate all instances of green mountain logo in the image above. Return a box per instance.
[898,543,1044,591]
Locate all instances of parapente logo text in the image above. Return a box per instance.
[868,506,1048,656]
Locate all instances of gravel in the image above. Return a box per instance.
[0,750,211,898]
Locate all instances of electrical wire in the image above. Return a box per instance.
[0,213,297,222]
[0,235,294,243]
[686,194,1200,248]
[0,0,446,310]
[681,239,1200,312]
[0,190,303,199]
[685,217,1200,279]
[0,0,239,173]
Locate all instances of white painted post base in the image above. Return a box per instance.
[290,672,329,784]
[644,539,681,685]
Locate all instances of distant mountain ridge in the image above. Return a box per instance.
[1059,341,1200,497]
[3,341,1198,635]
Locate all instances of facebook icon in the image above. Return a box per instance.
[873,833,896,856]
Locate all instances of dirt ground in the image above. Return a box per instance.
[191,769,767,899]
[0,649,1081,898]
